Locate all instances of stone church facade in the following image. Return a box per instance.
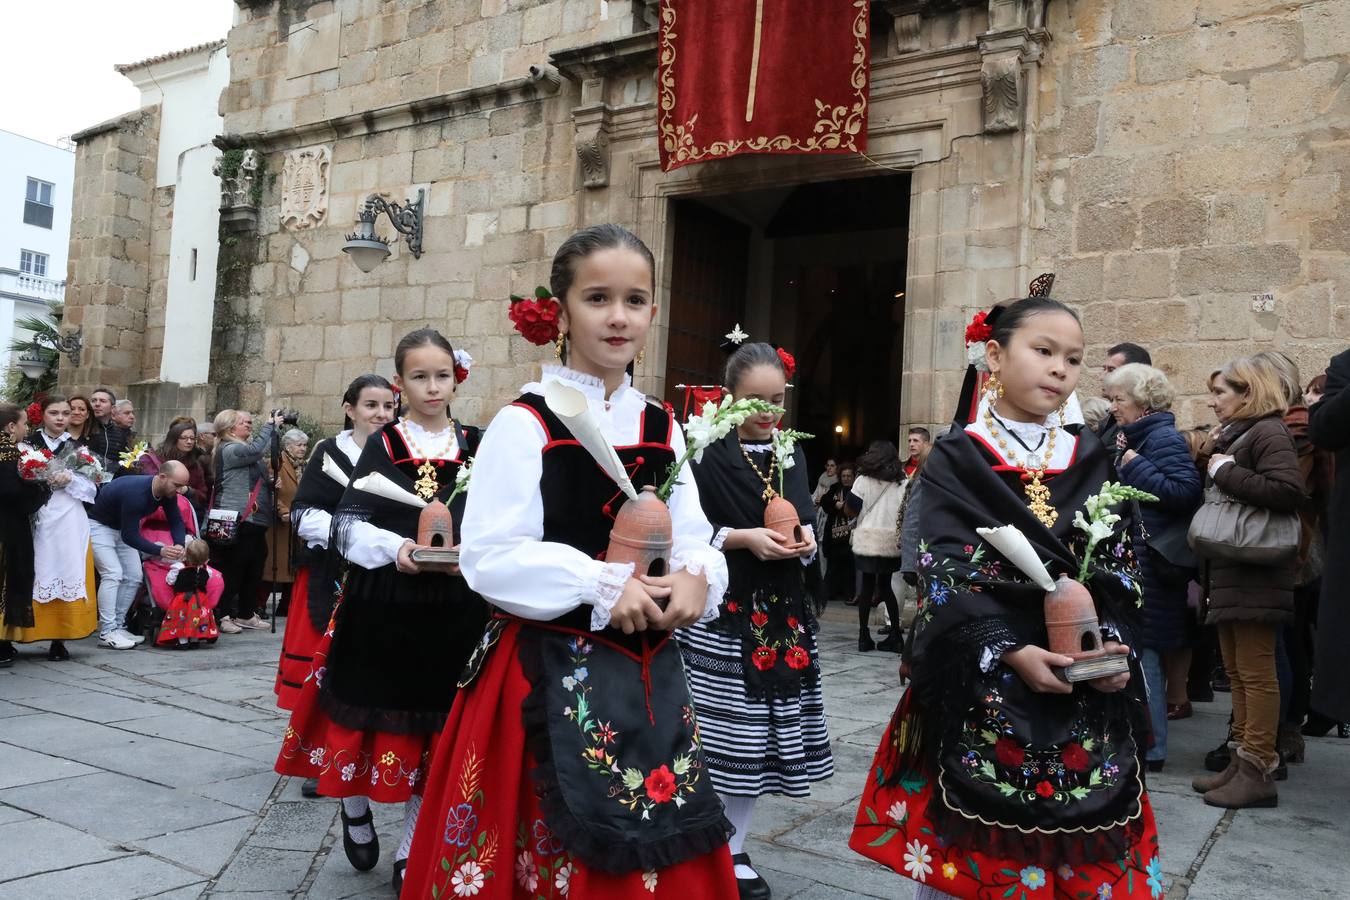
[61,0,1349,440]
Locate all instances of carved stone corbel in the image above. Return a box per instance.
[877,1,923,55]
[573,104,612,189]
[980,54,1022,133]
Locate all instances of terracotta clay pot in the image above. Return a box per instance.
[1044,574,1128,682]
[606,486,673,578]
[411,499,459,571]
[764,495,803,545]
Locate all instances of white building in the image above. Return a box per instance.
[115,40,229,388]
[0,130,74,369]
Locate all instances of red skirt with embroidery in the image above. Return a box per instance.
[849,693,1164,900]
[155,592,219,645]
[274,567,321,710]
[274,603,435,803]
[401,620,738,899]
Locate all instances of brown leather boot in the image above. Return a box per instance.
[1203,747,1278,809]
[1192,745,1238,794]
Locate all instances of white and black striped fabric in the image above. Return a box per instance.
[677,622,833,797]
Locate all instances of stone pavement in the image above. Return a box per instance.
[0,606,1345,899]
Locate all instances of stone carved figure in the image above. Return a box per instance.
[981,56,1021,133]
[280,145,331,230]
[211,148,261,210]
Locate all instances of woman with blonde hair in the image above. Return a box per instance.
[1190,356,1302,809]
[1103,363,1202,772]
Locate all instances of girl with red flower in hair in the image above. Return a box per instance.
[678,336,830,900]
[401,225,736,899]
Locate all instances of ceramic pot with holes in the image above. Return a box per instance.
[606,486,673,580]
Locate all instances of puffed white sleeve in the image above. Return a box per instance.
[459,404,633,628]
[296,508,333,550]
[665,427,729,622]
[334,439,414,570]
[64,472,97,505]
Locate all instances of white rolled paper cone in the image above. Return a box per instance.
[321,452,350,488]
[351,472,428,509]
[544,380,640,501]
[975,525,1056,592]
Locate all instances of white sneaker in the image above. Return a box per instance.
[217,617,243,635]
[116,629,145,646]
[234,614,266,630]
[99,633,135,650]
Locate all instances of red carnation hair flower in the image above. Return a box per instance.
[965,311,992,346]
[776,347,796,380]
[509,286,562,347]
[25,401,42,427]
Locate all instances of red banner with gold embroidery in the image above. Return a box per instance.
[657,0,869,172]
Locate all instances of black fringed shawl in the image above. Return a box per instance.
[288,436,354,633]
[891,425,1151,865]
[320,420,488,734]
[690,433,818,697]
[0,438,50,630]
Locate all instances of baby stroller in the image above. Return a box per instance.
[138,497,225,646]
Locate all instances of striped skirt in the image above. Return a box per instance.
[676,622,833,797]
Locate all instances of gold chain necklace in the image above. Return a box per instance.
[739,441,778,502]
[399,420,457,500]
[983,406,1059,528]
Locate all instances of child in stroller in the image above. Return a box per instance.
[141,496,224,647]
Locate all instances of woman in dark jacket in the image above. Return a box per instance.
[0,405,51,667]
[1104,363,1202,772]
[1191,356,1303,810]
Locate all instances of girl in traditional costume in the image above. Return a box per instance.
[850,291,1164,900]
[274,375,396,712]
[679,338,829,900]
[0,405,50,667]
[0,397,98,660]
[401,224,736,898]
[276,334,487,892]
[156,539,221,648]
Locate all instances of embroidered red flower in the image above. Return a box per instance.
[726,600,739,614]
[784,646,810,670]
[508,287,562,346]
[776,347,797,379]
[1035,780,1055,798]
[750,610,769,628]
[994,738,1026,768]
[965,311,992,346]
[751,646,778,670]
[643,765,677,803]
[25,401,42,427]
[1061,742,1090,772]
[786,616,800,631]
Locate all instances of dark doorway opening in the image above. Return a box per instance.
[664,173,910,474]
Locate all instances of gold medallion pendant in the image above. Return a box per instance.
[414,460,440,501]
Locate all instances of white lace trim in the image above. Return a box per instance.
[711,526,732,551]
[671,553,727,623]
[589,561,636,631]
[740,442,771,452]
[400,418,454,443]
[541,364,637,403]
[34,578,90,603]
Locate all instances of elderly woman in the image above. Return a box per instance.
[1103,363,1202,773]
[264,428,308,615]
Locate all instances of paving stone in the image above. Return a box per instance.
[113,711,280,751]
[0,854,202,900]
[248,799,337,852]
[133,817,257,879]
[0,671,91,700]
[214,846,313,893]
[0,817,127,881]
[0,744,98,790]
[193,771,285,811]
[15,689,170,724]
[0,699,41,718]
[0,803,34,826]
[0,771,248,842]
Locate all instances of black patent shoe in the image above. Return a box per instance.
[392,858,407,894]
[301,777,321,798]
[0,641,15,668]
[47,641,70,661]
[340,805,379,872]
[876,633,903,653]
[732,852,771,900]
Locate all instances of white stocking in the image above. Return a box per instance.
[398,794,423,862]
[719,793,758,880]
[914,884,961,900]
[341,796,375,844]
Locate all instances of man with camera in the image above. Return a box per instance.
[207,409,287,634]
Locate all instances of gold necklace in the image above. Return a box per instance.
[983,406,1059,528]
[739,440,778,502]
[399,419,457,500]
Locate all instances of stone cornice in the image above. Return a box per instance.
[215,67,562,153]
[547,32,658,82]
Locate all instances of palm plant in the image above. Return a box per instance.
[5,301,62,405]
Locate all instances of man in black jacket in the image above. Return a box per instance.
[85,387,128,472]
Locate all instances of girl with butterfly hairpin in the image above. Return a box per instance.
[676,328,830,900]
[848,277,1164,900]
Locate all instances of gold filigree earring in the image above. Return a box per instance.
[985,373,1004,402]
[635,348,645,366]
[554,332,566,361]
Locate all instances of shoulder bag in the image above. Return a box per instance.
[205,456,263,546]
[1186,428,1300,566]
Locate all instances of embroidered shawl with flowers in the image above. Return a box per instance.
[887,425,1152,865]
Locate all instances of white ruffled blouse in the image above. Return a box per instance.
[459,365,729,631]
